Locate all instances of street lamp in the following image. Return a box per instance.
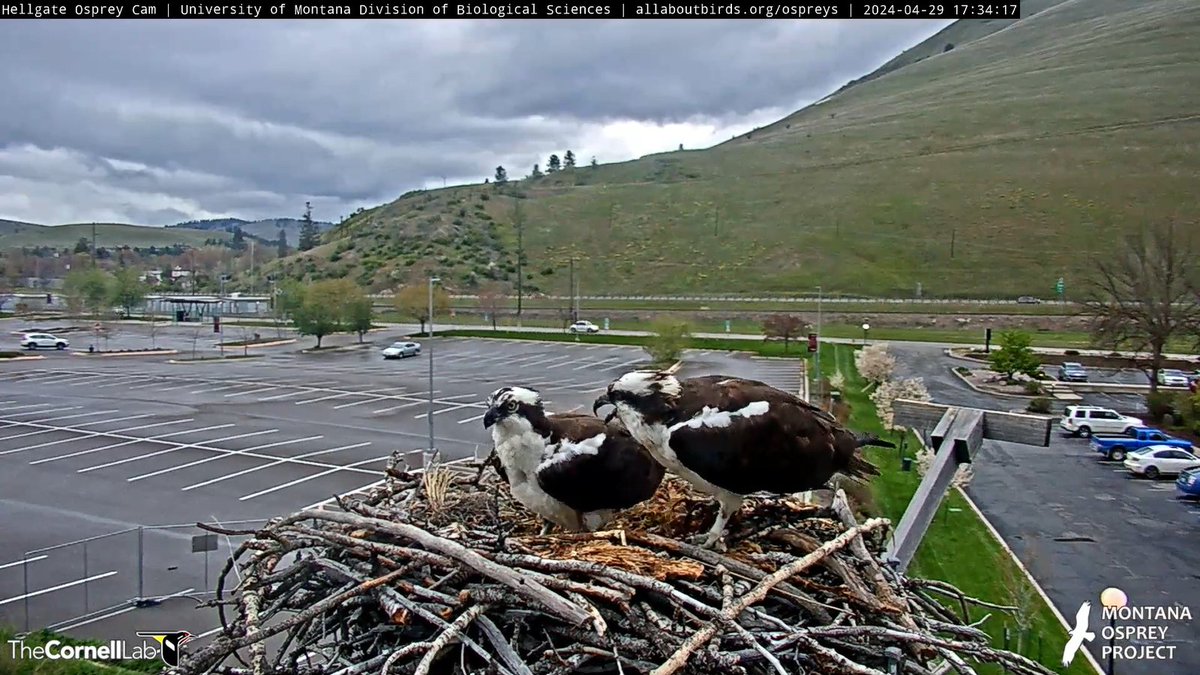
[862,321,870,345]
[1100,587,1127,674]
[427,277,441,453]
[815,285,823,394]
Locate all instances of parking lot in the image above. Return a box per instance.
[895,343,1200,674]
[0,328,811,651]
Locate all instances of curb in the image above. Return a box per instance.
[217,338,296,349]
[944,347,989,364]
[0,355,46,362]
[300,342,373,354]
[72,349,179,358]
[167,355,265,364]
[949,366,1040,400]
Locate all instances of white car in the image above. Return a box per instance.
[381,341,421,359]
[22,333,69,350]
[1157,369,1190,387]
[568,320,600,334]
[1058,405,1141,438]
[1124,446,1200,479]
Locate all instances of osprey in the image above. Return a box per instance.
[483,386,665,533]
[593,371,891,548]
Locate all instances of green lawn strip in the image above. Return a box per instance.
[820,344,1093,674]
[435,329,814,359]
[0,627,159,674]
[446,298,1075,316]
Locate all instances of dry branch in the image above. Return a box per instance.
[171,455,1055,675]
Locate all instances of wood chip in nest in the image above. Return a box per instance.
[532,540,704,581]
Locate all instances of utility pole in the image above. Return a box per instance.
[950,228,956,259]
[427,276,440,453]
[514,201,524,323]
[568,257,576,322]
[249,239,255,293]
[91,222,97,267]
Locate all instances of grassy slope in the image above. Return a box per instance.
[0,221,226,248]
[282,0,1198,298]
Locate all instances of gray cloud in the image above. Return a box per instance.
[0,19,949,226]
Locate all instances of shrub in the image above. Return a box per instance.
[1023,380,1045,396]
[1064,349,1080,356]
[644,319,692,367]
[1176,392,1200,429]
[1027,397,1053,414]
[1145,392,1177,423]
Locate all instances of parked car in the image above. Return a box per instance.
[21,333,69,350]
[1124,446,1200,479]
[1017,296,1042,304]
[568,320,600,334]
[1156,369,1190,387]
[1059,405,1141,438]
[381,341,421,359]
[1056,362,1090,383]
[1176,467,1200,499]
[1090,427,1193,461]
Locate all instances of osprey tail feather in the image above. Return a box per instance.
[855,433,896,449]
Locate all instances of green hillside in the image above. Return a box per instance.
[0,220,226,249]
[276,0,1199,298]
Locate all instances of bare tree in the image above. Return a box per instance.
[761,314,806,352]
[477,282,506,330]
[1082,220,1200,394]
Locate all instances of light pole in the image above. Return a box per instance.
[815,286,822,388]
[1100,587,1127,675]
[862,321,870,345]
[427,276,440,453]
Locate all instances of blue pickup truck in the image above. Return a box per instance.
[1090,427,1194,461]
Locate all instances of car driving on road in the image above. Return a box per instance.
[21,333,69,350]
[381,341,421,359]
[567,320,600,334]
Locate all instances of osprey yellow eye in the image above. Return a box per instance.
[506,400,517,411]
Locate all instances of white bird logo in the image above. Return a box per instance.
[1062,601,1095,667]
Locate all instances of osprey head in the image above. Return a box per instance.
[593,370,681,423]
[483,386,543,428]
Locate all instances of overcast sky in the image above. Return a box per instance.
[0,19,950,227]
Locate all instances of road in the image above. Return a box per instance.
[893,343,1200,675]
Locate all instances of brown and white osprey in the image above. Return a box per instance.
[483,386,665,533]
[593,371,890,548]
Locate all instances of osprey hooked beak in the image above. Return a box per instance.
[592,392,616,423]
[482,406,502,429]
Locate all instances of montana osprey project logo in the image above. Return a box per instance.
[1061,601,1095,667]
[136,631,194,666]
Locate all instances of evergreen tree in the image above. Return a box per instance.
[298,201,319,251]
[494,166,508,184]
[590,156,598,168]
[563,151,575,168]
[547,154,561,172]
[276,229,289,257]
[530,164,542,179]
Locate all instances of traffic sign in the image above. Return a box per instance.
[1055,277,1064,294]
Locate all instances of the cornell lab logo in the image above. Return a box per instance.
[136,631,194,666]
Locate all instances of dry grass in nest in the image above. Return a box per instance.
[528,538,705,581]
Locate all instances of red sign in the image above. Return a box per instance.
[807,333,818,353]
[213,316,221,333]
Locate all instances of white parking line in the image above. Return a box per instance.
[457,412,487,425]
[239,455,388,501]
[373,400,428,414]
[294,392,357,405]
[0,406,83,422]
[0,571,118,607]
[223,386,281,398]
[95,375,156,389]
[332,387,408,409]
[63,374,115,386]
[180,442,373,491]
[28,421,220,464]
[190,383,250,395]
[0,555,48,571]
[75,428,272,472]
[127,435,325,482]
[415,402,479,419]
[2,418,200,458]
[573,357,620,371]
[0,403,56,414]
[257,389,311,401]
[0,413,154,443]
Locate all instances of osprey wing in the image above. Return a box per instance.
[535,416,664,513]
[665,377,849,495]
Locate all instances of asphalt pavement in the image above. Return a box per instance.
[893,343,1200,675]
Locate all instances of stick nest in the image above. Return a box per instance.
[174,453,1054,675]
